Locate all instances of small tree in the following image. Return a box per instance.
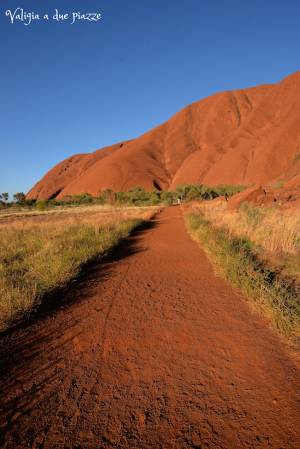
[1,193,9,204]
[175,185,190,202]
[127,187,148,205]
[13,192,26,204]
[101,189,116,205]
[160,190,173,205]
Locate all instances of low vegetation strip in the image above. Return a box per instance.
[185,212,300,344]
[0,208,155,332]
[0,184,245,210]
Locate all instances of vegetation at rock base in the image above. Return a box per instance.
[1,184,245,210]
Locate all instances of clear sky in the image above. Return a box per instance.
[1,0,300,196]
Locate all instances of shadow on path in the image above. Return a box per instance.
[0,217,158,341]
[0,217,159,433]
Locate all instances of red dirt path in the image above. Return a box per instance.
[0,207,299,449]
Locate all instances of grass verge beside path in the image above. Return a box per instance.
[0,211,155,332]
[185,212,300,345]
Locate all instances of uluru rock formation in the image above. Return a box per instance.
[27,71,300,200]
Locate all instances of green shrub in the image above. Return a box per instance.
[36,200,48,211]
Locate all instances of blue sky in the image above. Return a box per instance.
[1,0,300,196]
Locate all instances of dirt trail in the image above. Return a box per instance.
[0,207,299,449]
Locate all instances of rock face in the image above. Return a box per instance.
[27,71,300,200]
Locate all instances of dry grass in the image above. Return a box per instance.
[185,202,300,343]
[194,201,300,254]
[189,201,300,278]
[0,204,157,228]
[0,205,159,331]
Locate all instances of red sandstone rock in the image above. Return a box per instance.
[27,72,300,200]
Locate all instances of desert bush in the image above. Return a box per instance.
[36,200,48,211]
[61,193,94,205]
[1,183,245,212]
[99,184,245,206]
[214,184,246,197]
[174,184,245,202]
[114,187,165,206]
[239,202,265,230]
[100,189,116,205]
[13,192,26,204]
[159,190,174,205]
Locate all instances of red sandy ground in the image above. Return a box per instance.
[27,71,300,200]
[0,208,299,448]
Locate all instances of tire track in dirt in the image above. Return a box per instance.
[0,207,299,449]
